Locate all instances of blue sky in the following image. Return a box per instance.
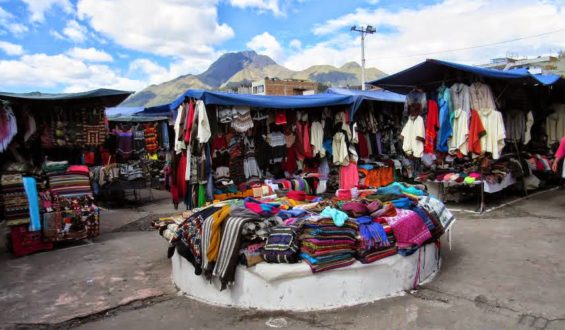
[0,0,564,93]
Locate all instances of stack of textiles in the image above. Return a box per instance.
[355,216,397,264]
[300,218,358,273]
[48,165,92,197]
[1,174,30,226]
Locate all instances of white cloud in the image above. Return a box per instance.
[0,7,28,36]
[21,0,73,23]
[63,19,88,42]
[289,38,301,50]
[129,56,220,86]
[77,0,234,61]
[0,41,24,55]
[0,53,145,92]
[229,0,283,16]
[289,0,565,74]
[67,47,113,62]
[246,32,284,62]
[49,29,64,40]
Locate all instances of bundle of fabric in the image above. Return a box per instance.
[299,218,358,273]
[48,172,92,197]
[42,161,69,174]
[1,174,30,226]
[417,195,456,233]
[380,208,432,256]
[261,225,301,263]
[355,216,397,264]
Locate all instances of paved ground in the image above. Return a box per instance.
[0,188,564,329]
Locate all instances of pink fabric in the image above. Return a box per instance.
[66,165,89,175]
[382,209,431,249]
[555,136,565,160]
[339,162,359,190]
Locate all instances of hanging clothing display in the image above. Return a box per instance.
[468,109,486,155]
[449,108,469,156]
[401,115,425,158]
[546,103,565,147]
[436,86,452,153]
[0,104,17,153]
[504,109,526,142]
[424,100,439,154]
[524,111,534,145]
[479,108,506,160]
[450,83,471,119]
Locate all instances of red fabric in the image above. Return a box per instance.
[211,135,227,153]
[468,109,486,155]
[175,152,187,203]
[295,121,313,160]
[287,190,306,201]
[301,122,313,158]
[424,100,439,153]
[275,111,287,125]
[84,152,95,166]
[357,133,369,158]
[184,100,195,144]
[282,146,298,174]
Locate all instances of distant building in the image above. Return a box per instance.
[479,56,558,73]
[251,78,319,96]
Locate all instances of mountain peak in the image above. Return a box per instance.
[196,50,277,87]
[341,61,361,70]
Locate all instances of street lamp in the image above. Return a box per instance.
[351,25,376,90]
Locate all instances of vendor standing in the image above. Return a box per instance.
[552,135,565,180]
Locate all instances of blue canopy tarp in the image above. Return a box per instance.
[325,87,405,117]
[143,89,354,115]
[369,59,564,93]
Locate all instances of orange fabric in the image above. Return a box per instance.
[363,167,394,188]
[468,109,486,155]
[206,206,231,262]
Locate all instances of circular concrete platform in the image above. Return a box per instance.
[172,242,441,311]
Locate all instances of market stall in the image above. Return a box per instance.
[0,89,131,256]
[139,88,408,210]
[369,59,565,212]
[94,110,173,202]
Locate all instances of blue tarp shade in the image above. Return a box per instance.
[369,59,564,93]
[325,87,405,118]
[143,89,354,115]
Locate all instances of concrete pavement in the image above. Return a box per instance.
[0,188,564,329]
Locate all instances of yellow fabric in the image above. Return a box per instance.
[206,206,231,263]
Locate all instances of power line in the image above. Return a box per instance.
[367,28,565,61]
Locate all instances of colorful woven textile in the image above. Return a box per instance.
[300,218,358,273]
[48,173,92,197]
[1,174,30,226]
[381,209,431,251]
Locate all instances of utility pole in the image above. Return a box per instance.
[351,25,376,90]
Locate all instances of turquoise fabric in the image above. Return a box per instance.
[320,207,349,227]
[23,177,41,232]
